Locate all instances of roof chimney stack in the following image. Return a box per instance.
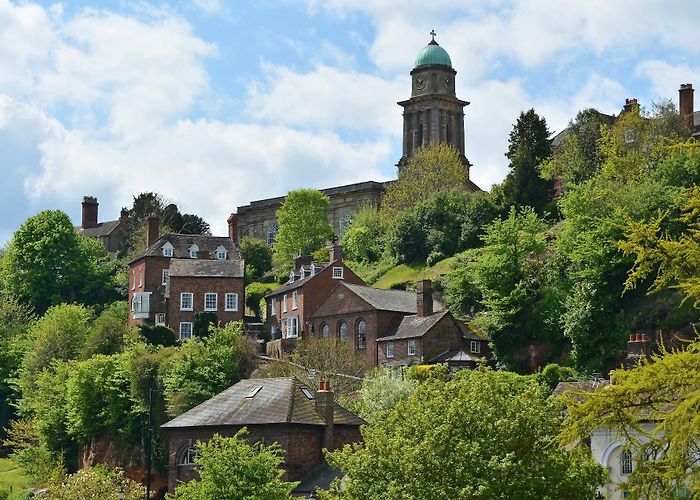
[416,279,433,317]
[679,83,694,130]
[623,98,638,114]
[81,196,99,229]
[329,241,343,262]
[227,213,238,242]
[147,213,160,248]
[315,380,334,451]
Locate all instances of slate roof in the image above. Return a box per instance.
[376,310,449,341]
[76,219,120,238]
[131,233,240,263]
[692,111,700,137]
[267,261,333,297]
[343,283,443,314]
[161,377,365,429]
[168,258,244,278]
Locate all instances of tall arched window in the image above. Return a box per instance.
[339,211,353,238]
[321,323,330,338]
[267,223,279,246]
[620,449,633,475]
[338,321,348,341]
[357,319,367,349]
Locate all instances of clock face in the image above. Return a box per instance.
[415,75,426,90]
[443,75,452,89]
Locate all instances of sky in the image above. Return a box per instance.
[1,0,699,243]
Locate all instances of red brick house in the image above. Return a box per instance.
[265,244,365,355]
[75,196,121,255]
[161,377,364,496]
[310,279,489,368]
[128,217,244,338]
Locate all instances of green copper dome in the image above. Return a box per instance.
[414,39,452,69]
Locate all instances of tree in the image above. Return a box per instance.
[273,189,333,264]
[380,143,467,223]
[501,109,553,213]
[1,210,119,313]
[163,322,257,416]
[240,238,273,282]
[344,369,416,424]
[83,301,134,357]
[340,205,384,263]
[169,431,297,499]
[323,369,605,500]
[46,465,143,500]
[560,343,700,498]
[245,282,275,320]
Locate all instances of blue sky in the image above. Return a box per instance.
[1,0,699,243]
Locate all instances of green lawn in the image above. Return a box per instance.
[373,256,457,289]
[0,458,31,499]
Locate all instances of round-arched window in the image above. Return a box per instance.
[321,323,330,338]
[339,211,353,238]
[357,319,367,349]
[179,446,199,466]
[338,321,348,341]
[267,223,279,246]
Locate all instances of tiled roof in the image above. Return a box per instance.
[168,258,244,278]
[131,233,240,262]
[376,310,449,341]
[161,377,365,429]
[76,219,120,238]
[343,283,444,314]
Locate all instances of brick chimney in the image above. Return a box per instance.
[624,332,653,369]
[227,213,238,241]
[416,279,433,317]
[679,83,694,130]
[623,98,638,114]
[315,380,334,451]
[329,241,343,262]
[81,196,99,229]
[147,214,160,248]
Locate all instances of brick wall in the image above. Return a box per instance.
[128,256,170,326]
[167,275,245,338]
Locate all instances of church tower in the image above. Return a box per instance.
[397,31,472,178]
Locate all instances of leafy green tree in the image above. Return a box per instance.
[273,189,333,264]
[560,343,700,498]
[443,249,482,318]
[469,207,565,372]
[344,369,416,424]
[340,205,384,263]
[0,293,34,440]
[240,238,273,282]
[381,143,467,223]
[501,108,553,213]
[47,464,143,500]
[83,301,134,357]
[245,282,274,320]
[163,322,256,416]
[1,210,119,313]
[324,369,605,500]
[169,431,297,499]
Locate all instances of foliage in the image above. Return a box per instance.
[20,304,93,394]
[323,368,605,500]
[537,363,575,391]
[619,186,700,308]
[344,370,416,424]
[405,364,449,382]
[273,190,333,264]
[3,419,65,487]
[117,192,210,258]
[46,464,143,500]
[245,282,274,319]
[193,312,217,338]
[138,324,177,347]
[311,245,330,262]
[442,250,482,318]
[469,207,566,371]
[500,108,553,214]
[168,431,297,500]
[240,238,272,282]
[340,205,384,263]
[163,322,256,416]
[1,210,119,313]
[380,143,467,223]
[560,342,700,498]
[83,302,133,357]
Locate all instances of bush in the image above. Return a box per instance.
[139,324,177,347]
[83,302,132,357]
[406,364,449,382]
[47,465,143,500]
[246,282,274,319]
[240,238,273,282]
[193,312,217,338]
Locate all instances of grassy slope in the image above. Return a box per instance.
[372,256,457,289]
[0,458,31,498]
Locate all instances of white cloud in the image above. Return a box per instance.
[635,60,700,105]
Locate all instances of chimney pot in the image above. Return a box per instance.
[81,196,99,229]
[416,279,433,317]
[147,214,160,248]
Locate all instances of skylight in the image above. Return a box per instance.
[301,388,314,400]
[246,386,263,398]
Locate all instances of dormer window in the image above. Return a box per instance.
[189,244,199,259]
[289,271,295,283]
[162,242,174,257]
[215,245,227,260]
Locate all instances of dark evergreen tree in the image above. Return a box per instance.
[501,109,553,213]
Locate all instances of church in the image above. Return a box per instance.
[229,33,480,244]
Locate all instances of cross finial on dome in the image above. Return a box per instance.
[430,29,437,41]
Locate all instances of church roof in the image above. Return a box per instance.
[414,37,452,69]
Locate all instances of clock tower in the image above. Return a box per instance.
[397,31,473,183]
